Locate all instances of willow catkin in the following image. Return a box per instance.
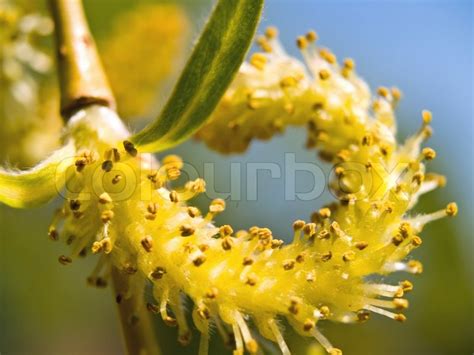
[0,1,62,166]
[99,3,189,120]
[48,28,456,355]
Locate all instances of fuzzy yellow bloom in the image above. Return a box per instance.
[2,23,456,355]
[47,93,454,355]
[196,28,394,158]
[99,3,189,120]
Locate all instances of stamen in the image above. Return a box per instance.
[310,327,340,354]
[268,319,291,355]
[363,305,406,322]
[232,322,244,355]
[234,311,258,354]
[160,289,177,326]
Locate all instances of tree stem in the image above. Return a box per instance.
[49,0,115,118]
[49,2,159,353]
[112,267,162,355]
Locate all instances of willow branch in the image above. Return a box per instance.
[112,267,162,355]
[49,0,115,118]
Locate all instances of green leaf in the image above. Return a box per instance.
[0,141,76,208]
[130,0,264,152]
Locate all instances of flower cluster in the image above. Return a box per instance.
[43,27,457,355]
[99,3,189,120]
[196,27,393,157]
[0,1,61,166]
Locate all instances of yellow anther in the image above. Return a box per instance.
[319,305,330,318]
[303,223,316,236]
[377,86,390,98]
[162,154,183,169]
[193,255,206,267]
[150,266,166,280]
[408,260,423,274]
[342,251,356,262]
[422,147,436,160]
[141,236,153,252]
[101,237,112,254]
[288,297,300,314]
[101,210,114,223]
[411,236,423,247]
[296,253,306,263]
[391,87,402,100]
[343,58,355,70]
[91,241,103,254]
[321,251,332,262]
[296,36,308,49]
[243,256,254,266]
[265,26,278,39]
[318,207,331,219]
[422,110,432,124]
[180,225,195,237]
[319,48,336,64]
[99,192,112,204]
[392,235,403,246]
[69,199,81,211]
[58,255,72,265]
[357,310,370,322]
[283,260,295,270]
[271,239,284,248]
[169,190,179,203]
[361,134,374,146]
[219,224,233,237]
[205,287,219,299]
[412,172,425,185]
[354,241,368,250]
[393,298,409,310]
[246,273,258,286]
[221,236,233,250]
[445,202,458,216]
[400,280,414,292]
[123,140,138,157]
[209,198,226,213]
[187,206,200,218]
[124,263,138,275]
[319,69,331,80]
[293,220,305,231]
[112,174,122,184]
[48,228,59,241]
[306,30,318,42]
[250,53,267,70]
[399,222,412,238]
[303,319,315,331]
[394,314,407,322]
[246,339,259,354]
[280,76,298,88]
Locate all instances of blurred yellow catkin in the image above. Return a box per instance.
[99,3,189,120]
[0,1,62,167]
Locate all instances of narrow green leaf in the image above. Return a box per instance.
[0,141,76,208]
[130,0,264,152]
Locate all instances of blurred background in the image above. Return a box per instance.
[1,0,472,354]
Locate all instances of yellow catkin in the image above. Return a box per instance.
[0,2,62,166]
[99,3,189,120]
[47,26,456,355]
